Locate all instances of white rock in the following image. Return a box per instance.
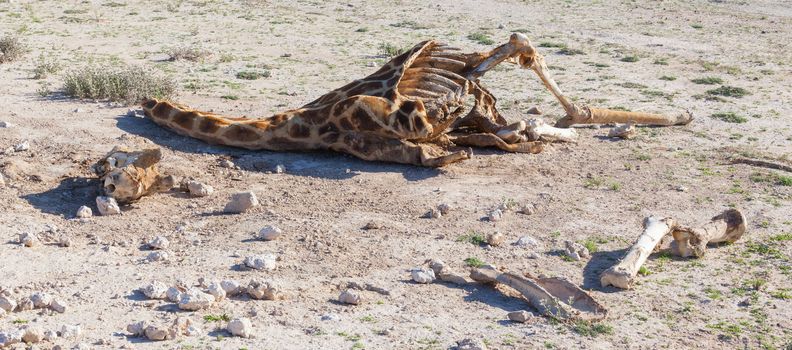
[227,318,253,338]
[507,310,533,323]
[141,281,169,299]
[411,268,436,284]
[96,196,121,216]
[59,324,81,339]
[126,321,147,336]
[58,235,73,247]
[20,232,39,247]
[0,121,11,128]
[144,325,170,341]
[320,313,341,321]
[75,206,92,219]
[50,298,67,313]
[0,329,23,347]
[186,181,214,197]
[220,280,241,296]
[30,292,53,309]
[16,297,34,311]
[0,173,5,187]
[338,289,361,305]
[22,327,44,343]
[178,289,215,311]
[428,208,442,219]
[565,241,591,261]
[456,338,487,350]
[274,164,285,174]
[147,251,170,262]
[224,191,259,213]
[0,295,16,312]
[13,141,29,152]
[43,330,58,341]
[185,325,202,336]
[0,308,5,318]
[518,203,536,215]
[206,282,226,301]
[165,287,182,302]
[244,254,277,271]
[246,279,281,300]
[515,236,541,249]
[148,236,169,250]
[486,232,506,246]
[487,209,503,222]
[257,225,282,241]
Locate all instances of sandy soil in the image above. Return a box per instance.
[1,0,790,349]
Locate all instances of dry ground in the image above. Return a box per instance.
[1,0,791,349]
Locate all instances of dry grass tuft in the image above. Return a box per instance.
[165,46,212,62]
[0,35,27,64]
[63,64,176,104]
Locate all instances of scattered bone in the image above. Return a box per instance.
[428,259,467,285]
[30,292,53,309]
[227,318,253,338]
[224,191,259,213]
[411,267,435,284]
[147,251,170,262]
[186,180,214,197]
[526,106,543,115]
[243,254,277,271]
[50,298,67,313]
[246,279,282,300]
[257,225,282,241]
[13,141,29,152]
[600,216,676,289]
[526,118,578,142]
[206,282,226,301]
[75,205,92,219]
[147,236,170,250]
[59,324,82,339]
[671,209,747,258]
[19,232,39,247]
[141,281,169,299]
[166,287,182,302]
[455,338,487,350]
[93,147,174,204]
[486,232,506,246]
[507,310,533,323]
[608,123,637,139]
[487,209,503,222]
[178,289,215,311]
[338,289,361,305]
[564,241,590,261]
[58,235,72,247]
[220,280,242,296]
[95,196,121,216]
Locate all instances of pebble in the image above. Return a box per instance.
[564,241,591,261]
[437,203,451,215]
[13,141,29,152]
[257,225,282,241]
[320,313,341,321]
[95,196,121,216]
[146,251,170,262]
[427,208,442,219]
[50,299,67,313]
[22,327,44,343]
[220,280,241,296]
[411,268,435,284]
[487,209,503,222]
[486,232,505,246]
[456,338,487,350]
[244,254,277,271]
[675,185,688,192]
[43,330,58,341]
[514,236,541,249]
[274,164,285,174]
[526,106,543,115]
[507,310,533,323]
[0,330,22,347]
[30,292,53,309]
[19,232,39,247]
[206,282,226,301]
[148,236,169,250]
[185,325,202,336]
[224,191,259,213]
[59,324,81,339]
[518,203,536,215]
[227,318,253,338]
[144,325,171,341]
[338,289,361,305]
[0,296,14,312]
[75,205,92,219]
[126,321,147,336]
[16,297,34,311]
[218,159,235,168]
[58,236,72,247]
[0,173,5,187]
[178,289,215,310]
[246,279,281,300]
[166,287,182,302]
[186,181,214,197]
[142,281,169,299]
[0,121,11,128]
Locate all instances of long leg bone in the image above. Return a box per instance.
[525,118,578,142]
[671,209,747,258]
[600,216,677,289]
[521,54,693,128]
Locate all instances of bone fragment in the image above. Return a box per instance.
[526,119,578,142]
[671,209,747,258]
[600,216,676,289]
[608,123,637,139]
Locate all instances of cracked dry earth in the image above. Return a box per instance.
[1,0,791,349]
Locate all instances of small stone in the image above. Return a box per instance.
[220,280,241,296]
[456,338,487,350]
[437,203,451,215]
[50,298,67,313]
[274,164,285,174]
[244,253,277,271]
[30,292,53,309]
[0,121,11,128]
[13,141,29,152]
[338,289,361,305]
[564,241,590,261]
[206,282,226,301]
[486,232,505,246]
[487,209,503,222]
[58,235,73,247]
[0,330,23,347]
[0,173,5,187]
[427,208,442,219]
[0,295,16,312]
[362,221,380,230]
[185,325,202,336]
[148,236,169,250]
[320,313,341,321]
[75,206,92,219]
[178,289,215,311]
[411,268,435,284]
[96,196,121,216]
[16,297,34,311]
[20,232,39,247]
[59,324,81,339]
[246,279,281,300]
[224,191,259,213]
[186,181,214,197]
[166,287,182,302]
[507,310,533,323]
[257,225,282,241]
[227,318,253,338]
[526,106,543,115]
[218,159,235,168]
[144,325,170,341]
[73,108,83,113]
[127,321,147,336]
[170,317,192,336]
[518,203,536,215]
[141,281,169,299]
[515,236,541,249]
[43,330,58,341]
[608,123,637,139]
[675,185,688,192]
[22,327,44,343]
[0,308,5,318]
[147,251,170,262]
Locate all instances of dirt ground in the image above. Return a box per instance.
[1,0,791,349]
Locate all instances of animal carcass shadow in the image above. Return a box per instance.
[114,113,442,182]
[21,176,101,217]
[424,279,537,315]
[582,247,628,292]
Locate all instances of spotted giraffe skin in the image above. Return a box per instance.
[142,33,544,167]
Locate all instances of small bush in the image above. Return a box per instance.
[557,47,585,55]
[710,112,747,124]
[236,70,270,80]
[32,54,61,79]
[464,257,485,268]
[166,46,212,62]
[572,320,613,337]
[378,43,403,57]
[0,35,27,64]
[620,55,640,62]
[467,32,494,45]
[691,76,723,85]
[707,85,749,98]
[63,64,175,104]
[659,75,676,81]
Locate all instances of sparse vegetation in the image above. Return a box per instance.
[165,46,212,62]
[457,231,486,245]
[659,75,676,81]
[378,43,403,57]
[467,32,495,45]
[63,63,176,103]
[707,85,749,98]
[710,112,747,123]
[464,257,486,268]
[236,70,270,80]
[691,76,723,85]
[0,35,27,63]
[620,55,640,62]
[204,314,231,322]
[32,54,61,79]
[572,320,613,337]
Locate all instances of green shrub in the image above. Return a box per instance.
[63,64,175,103]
